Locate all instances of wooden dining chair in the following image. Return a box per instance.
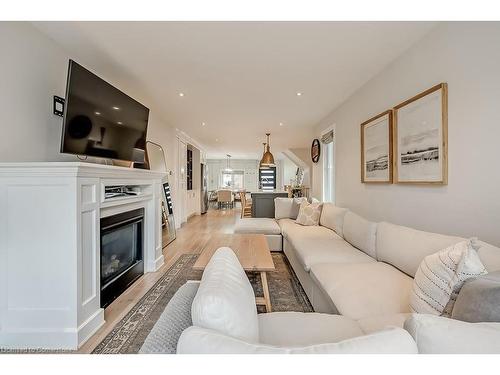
[217,189,234,209]
[239,191,252,218]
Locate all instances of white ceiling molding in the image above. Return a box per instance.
[175,128,206,153]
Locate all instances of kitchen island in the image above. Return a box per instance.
[251,190,288,218]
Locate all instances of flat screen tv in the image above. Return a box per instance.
[61,60,149,162]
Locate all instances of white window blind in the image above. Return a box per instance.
[322,131,335,202]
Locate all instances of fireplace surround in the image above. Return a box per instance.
[0,162,165,349]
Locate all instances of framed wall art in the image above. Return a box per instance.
[394,83,448,184]
[360,110,393,183]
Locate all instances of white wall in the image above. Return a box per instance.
[0,22,73,162]
[312,22,500,246]
[0,22,185,226]
[283,157,298,187]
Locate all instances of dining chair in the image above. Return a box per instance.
[239,191,252,218]
[217,189,234,209]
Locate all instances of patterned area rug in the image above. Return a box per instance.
[92,252,312,354]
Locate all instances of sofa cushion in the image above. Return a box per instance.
[357,313,412,334]
[191,247,259,342]
[177,326,418,354]
[292,237,375,272]
[319,203,348,238]
[452,271,500,323]
[278,218,341,242]
[410,239,487,317]
[404,314,500,354]
[310,262,413,320]
[342,212,377,258]
[234,218,281,235]
[476,240,500,272]
[295,201,323,226]
[274,197,307,220]
[258,312,364,346]
[376,222,464,277]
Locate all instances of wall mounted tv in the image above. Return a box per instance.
[61,60,149,162]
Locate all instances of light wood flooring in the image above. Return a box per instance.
[78,206,240,353]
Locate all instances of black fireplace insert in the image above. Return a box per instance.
[100,208,144,308]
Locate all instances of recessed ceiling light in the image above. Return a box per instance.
[215,138,219,142]
[179,92,185,97]
[279,122,284,126]
[95,111,101,115]
[296,92,302,96]
[112,106,120,110]
[117,121,123,125]
[202,122,206,126]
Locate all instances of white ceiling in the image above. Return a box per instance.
[33,21,436,159]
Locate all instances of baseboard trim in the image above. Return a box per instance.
[77,308,105,348]
[152,254,165,271]
[0,308,105,350]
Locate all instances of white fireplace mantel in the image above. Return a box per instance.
[0,162,166,350]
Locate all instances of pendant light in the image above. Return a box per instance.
[259,142,267,169]
[260,133,275,168]
[225,154,232,172]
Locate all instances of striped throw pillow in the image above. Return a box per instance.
[410,239,487,317]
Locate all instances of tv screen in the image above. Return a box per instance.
[61,60,149,162]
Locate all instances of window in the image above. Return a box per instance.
[220,170,244,189]
[322,129,335,202]
[259,167,276,190]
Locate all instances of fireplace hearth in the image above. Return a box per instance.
[100,208,145,308]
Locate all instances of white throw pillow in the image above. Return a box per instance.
[191,247,259,342]
[410,239,487,317]
[295,201,323,226]
[274,197,307,219]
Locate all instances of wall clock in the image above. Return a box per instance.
[311,139,321,163]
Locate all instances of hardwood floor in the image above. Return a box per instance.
[78,206,240,353]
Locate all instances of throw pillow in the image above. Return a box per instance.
[295,201,322,226]
[274,197,307,219]
[451,271,500,323]
[409,239,487,317]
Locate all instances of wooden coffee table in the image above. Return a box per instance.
[193,234,276,312]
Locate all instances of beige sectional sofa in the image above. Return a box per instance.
[177,248,420,354]
[239,199,500,332]
[177,247,500,353]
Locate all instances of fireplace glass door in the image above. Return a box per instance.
[100,208,144,307]
[101,221,141,286]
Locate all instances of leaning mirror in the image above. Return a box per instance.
[146,141,176,247]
